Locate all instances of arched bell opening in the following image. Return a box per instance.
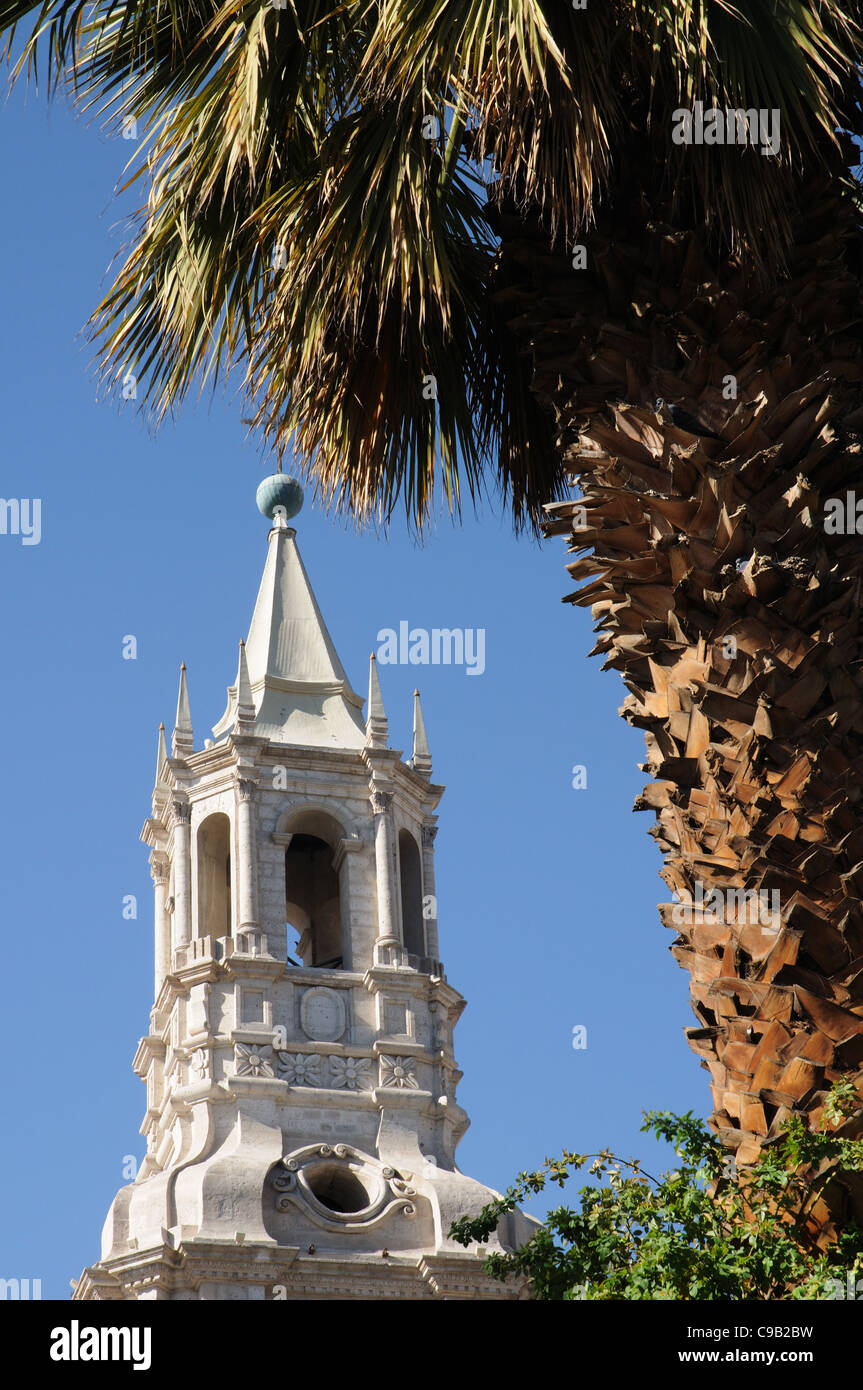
[197,812,232,938]
[398,828,425,958]
[284,828,343,968]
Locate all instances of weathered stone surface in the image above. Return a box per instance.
[76,512,532,1300]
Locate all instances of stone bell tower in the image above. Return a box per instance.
[74,481,531,1301]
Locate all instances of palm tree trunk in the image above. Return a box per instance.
[492,152,863,1235]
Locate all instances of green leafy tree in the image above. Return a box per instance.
[450,1083,863,1299]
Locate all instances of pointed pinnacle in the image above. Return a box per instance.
[235,637,256,727]
[155,722,168,786]
[411,688,432,778]
[172,663,194,756]
[365,652,389,748]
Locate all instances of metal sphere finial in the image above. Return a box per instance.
[256,474,304,521]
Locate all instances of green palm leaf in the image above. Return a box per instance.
[2,0,861,524]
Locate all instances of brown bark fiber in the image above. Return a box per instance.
[493,164,863,1233]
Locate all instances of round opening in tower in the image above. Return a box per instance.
[306,1163,370,1214]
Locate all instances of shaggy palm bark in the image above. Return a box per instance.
[491,149,863,1235]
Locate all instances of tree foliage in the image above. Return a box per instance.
[450,1082,863,1299]
[1,2,862,524]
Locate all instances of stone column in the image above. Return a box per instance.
[420,824,440,961]
[151,854,171,1000]
[372,790,401,963]
[171,799,192,947]
[236,777,259,934]
[332,836,364,971]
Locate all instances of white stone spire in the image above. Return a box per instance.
[155,721,168,787]
[410,688,432,778]
[172,663,194,756]
[213,524,365,748]
[234,638,256,729]
[365,652,389,748]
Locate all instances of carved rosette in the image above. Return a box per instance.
[234,1043,274,1078]
[329,1056,373,1090]
[275,1052,322,1086]
[380,1055,419,1089]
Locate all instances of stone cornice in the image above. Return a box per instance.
[153,973,187,1017]
[393,767,445,810]
[133,1034,167,1077]
[74,1242,523,1302]
[371,1038,427,1058]
[363,966,457,1000]
[221,955,287,984]
[140,816,168,849]
[171,958,222,988]
[362,747,400,771]
[428,978,466,1016]
[258,743,367,775]
[269,963,359,989]
[371,1085,434,1108]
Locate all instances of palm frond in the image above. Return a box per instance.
[2,0,861,526]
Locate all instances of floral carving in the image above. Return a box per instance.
[234,1043,275,1078]
[276,1052,322,1086]
[189,1047,210,1080]
[330,1056,373,1091]
[380,1055,419,1089]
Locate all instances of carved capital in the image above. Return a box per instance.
[170,799,192,828]
[236,777,256,802]
[371,790,392,816]
[150,855,170,887]
[421,824,438,849]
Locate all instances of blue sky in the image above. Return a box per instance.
[0,81,707,1297]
